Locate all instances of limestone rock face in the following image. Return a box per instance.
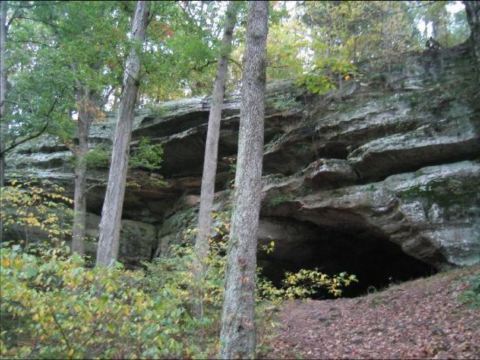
[263,161,480,268]
[6,44,480,269]
[84,213,157,265]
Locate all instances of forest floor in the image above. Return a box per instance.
[266,265,480,359]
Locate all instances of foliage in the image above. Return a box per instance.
[143,243,226,356]
[256,267,358,301]
[297,58,358,95]
[84,145,111,169]
[85,138,163,172]
[184,211,358,303]
[2,0,223,163]
[126,173,168,191]
[3,1,129,150]
[0,222,265,359]
[267,193,295,208]
[304,2,420,64]
[0,201,358,359]
[130,138,164,172]
[459,274,480,308]
[139,1,222,101]
[413,1,470,47]
[266,94,301,113]
[297,71,336,95]
[242,1,470,93]
[0,244,199,359]
[0,180,73,246]
[265,20,308,81]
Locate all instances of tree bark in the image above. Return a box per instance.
[0,1,7,189]
[96,0,149,267]
[0,1,6,243]
[464,1,480,72]
[193,0,239,316]
[219,2,268,359]
[71,89,95,255]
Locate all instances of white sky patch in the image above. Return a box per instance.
[418,20,433,38]
[285,1,297,12]
[446,1,465,14]
[417,1,465,39]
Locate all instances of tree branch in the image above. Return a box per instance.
[48,304,73,353]
[228,57,242,70]
[86,181,106,193]
[6,8,20,32]
[0,97,59,156]
[192,59,217,72]
[10,15,62,35]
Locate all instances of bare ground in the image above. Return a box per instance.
[266,266,480,359]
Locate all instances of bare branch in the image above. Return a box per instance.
[1,97,59,156]
[86,181,106,193]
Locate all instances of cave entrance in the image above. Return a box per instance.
[257,217,437,298]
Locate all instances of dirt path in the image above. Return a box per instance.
[267,266,480,359]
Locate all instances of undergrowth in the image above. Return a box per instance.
[459,273,480,308]
[0,190,357,359]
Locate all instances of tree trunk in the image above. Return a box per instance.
[464,1,480,72]
[71,90,95,255]
[193,0,239,316]
[96,1,149,267]
[0,1,7,189]
[0,1,6,244]
[219,2,268,359]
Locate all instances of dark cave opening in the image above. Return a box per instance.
[257,218,437,298]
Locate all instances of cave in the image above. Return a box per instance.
[257,217,437,298]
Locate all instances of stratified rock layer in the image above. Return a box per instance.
[6,44,480,269]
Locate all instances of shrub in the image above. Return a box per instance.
[0,180,73,246]
[0,208,358,359]
[459,274,480,308]
[84,145,111,169]
[259,269,358,300]
[0,244,207,359]
[85,137,164,172]
[130,138,164,171]
[297,58,358,95]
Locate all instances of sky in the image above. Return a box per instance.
[418,1,465,38]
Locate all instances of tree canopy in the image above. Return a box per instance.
[1,1,470,151]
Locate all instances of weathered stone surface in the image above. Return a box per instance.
[348,114,480,180]
[85,213,157,265]
[263,160,480,268]
[5,44,480,270]
[304,159,358,189]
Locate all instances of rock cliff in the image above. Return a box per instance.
[7,43,480,288]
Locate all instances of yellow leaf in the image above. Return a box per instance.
[1,258,10,268]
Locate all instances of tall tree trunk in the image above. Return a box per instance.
[219,2,268,359]
[193,0,239,316]
[71,90,95,255]
[96,1,149,267]
[464,1,480,72]
[0,1,7,244]
[0,1,7,189]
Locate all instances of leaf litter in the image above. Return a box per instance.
[266,266,480,359]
